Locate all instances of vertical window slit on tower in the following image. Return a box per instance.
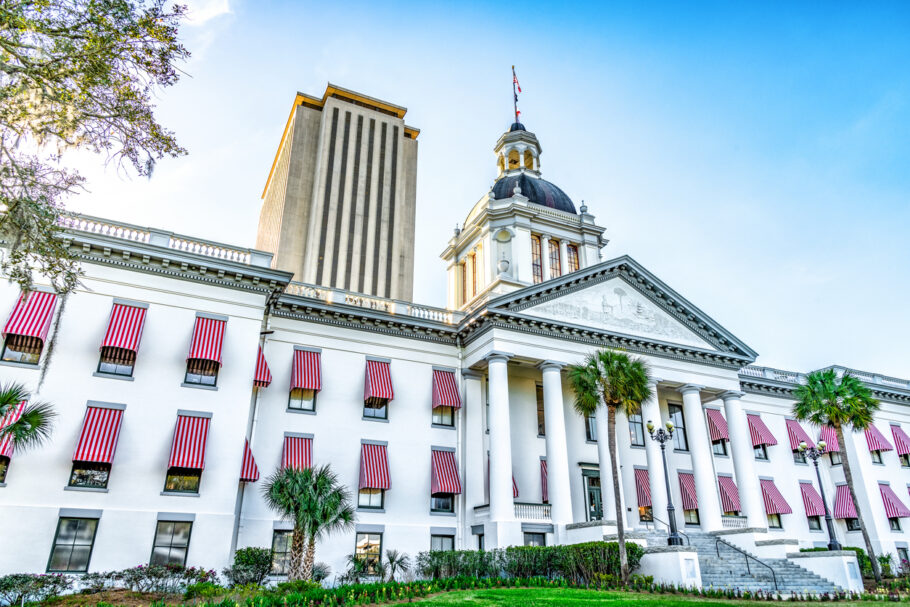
[345,115,364,291]
[315,107,339,286]
[329,111,352,287]
[384,126,399,298]
[358,119,376,293]
[371,122,388,294]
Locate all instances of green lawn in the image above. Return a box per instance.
[411,588,862,606]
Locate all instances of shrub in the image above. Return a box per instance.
[184,581,223,600]
[222,547,272,587]
[113,564,217,594]
[0,573,72,605]
[312,562,331,583]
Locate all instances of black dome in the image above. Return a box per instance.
[491,173,576,214]
[509,122,526,132]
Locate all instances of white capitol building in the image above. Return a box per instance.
[0,86,908,591]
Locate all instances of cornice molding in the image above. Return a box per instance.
[739,376,910,405]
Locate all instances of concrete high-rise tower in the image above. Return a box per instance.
[257,84,419,300]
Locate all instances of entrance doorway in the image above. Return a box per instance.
[583,471,603,521]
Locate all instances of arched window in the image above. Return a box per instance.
[567,244,580,272]
[548,239,561,278]
[497,154,505,174]
[524,150,534,170]
[508,149,520,170]
[531,235,543,284]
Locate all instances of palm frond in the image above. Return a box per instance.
[0,400,56,453]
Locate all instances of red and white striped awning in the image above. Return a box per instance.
[759,478,792,515]
[513,475,519,499]
[833,485,858,519]
[72,406,124,464]
[364,359,393,402]
[634,468,651,508]
[0,401,26,458]
[540,459,548,503]
[282,435,313,470]
[799,481,826,517]
[240,439,259,482]
[706,409,729,442]
[678,472,698,510]
[786,419,815,450]
[891,425,910,456]
[432,369,461,409]
[747,414,778,447]
[880,483,910,519]
[359,443,390,490]
[718,475,741,513]
[186,316,226,365]
[100,303,147,352]
[819,425,840,452]
[291,349,321,391]
[2,291,57,344]
[168,414,211,469]
[431,449,462,494]
[253,347,271,388]
[865,425,894,452]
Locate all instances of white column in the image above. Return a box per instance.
[594,404,616,523]
[462,370,485,514]
[721,391,765,529]
[539,361,573,527]
[540,235,551,282]
[558,240,568,278]
[640,381,668,527]
[487,353,515,523]
[678,384,723,532]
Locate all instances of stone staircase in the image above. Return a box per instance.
[642,530,841,594]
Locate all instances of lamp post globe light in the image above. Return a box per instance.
[647,419,684,546]
[798,440,842,551]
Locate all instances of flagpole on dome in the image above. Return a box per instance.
[512,65,522,124]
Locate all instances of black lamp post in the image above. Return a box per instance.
[798,440,842,551]
[647,419,684,546]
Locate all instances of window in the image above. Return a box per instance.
[585,414,597,442]
[270,530,292,575]
[639,506,653,522]
[288,388,316,412]
[150,521,191,566]
[185,358,218,386]
[808,516,822,531]
[754,444,768,460]
[668,404,688,451]
[164,467,202,494]
[902,454,910,468]
[358,488,384,509]
[531,235,542,284]
[431,493,454,513]
[566,244,580,273]
[767,513,782,529]
[460,261,467,306]
[713,440,728,456]
[523,532,546,547]
[793,450,807,464]
[829,451,842,466]
[97,346,136,377]
[0,456,8,483]
[891,518,903,532]
[470,252,477,297]
[430,534,454,551]
[898,547,909,570]
[1,334,42,364]
[354,532,382,575]
[363,398,388,420]
[536,384,545,436]
[846,518,861,532]
[47,517,98,572]
[871,450,883,464]
[68,462,111,489]
[432,406,454,426]
[548,240,561,278]
[477,533,484,551]
[628,413,645,447]
[684,509,700,525]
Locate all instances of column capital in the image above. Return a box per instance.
[719,390,745,402]
[650,377,663,387]
[677,383,705,395]
[536,360,565,371]
[461,369,484,380]
[485,351,513,364]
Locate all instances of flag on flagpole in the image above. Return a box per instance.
[512,67,522,93]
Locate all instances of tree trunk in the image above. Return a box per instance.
[837,424,882,582]
[288,527,306,581]
[608,403,629,583]
[302,535,316,581]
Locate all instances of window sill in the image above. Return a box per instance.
[357,507,385,513]
[809,529,825,534]
[362,416,389,423]
[630,444,645,450]
[537,434,546,439]
[181,382,218,391]
[673,449,690,454]
[287,408,316,416]
[585,440,597,445]
[793,462,809,466]
[0,360,39,370]
[432,423,455,430]
[93,371,134,382]
[713,453,730,459]
[430,511,457,517]
[768,527,785,532]
[160,491,200,497]
[64,486,108,493]
[871,462,885,466]
[0,482,5,488]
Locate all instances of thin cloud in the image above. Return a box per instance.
[183,0,232,27]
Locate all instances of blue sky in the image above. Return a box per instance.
[69,1,910,377]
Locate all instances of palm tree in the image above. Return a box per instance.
[567,349,651,584]
[0,382,55,453]
[792,369,882,582]
[262,464,355,581]
[383,549,410,582]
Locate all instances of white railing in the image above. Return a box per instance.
[58,216,150,243]
[742,364,910,392]
[721,515,748,529]
[739,366,764,378]
[514,502,551,520]
[169,236,251,265]
[407,304,455,324]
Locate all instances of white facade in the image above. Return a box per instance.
[1,123,910,584]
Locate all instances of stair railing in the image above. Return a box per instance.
[715,537,779,592]
[644,515,690,545]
